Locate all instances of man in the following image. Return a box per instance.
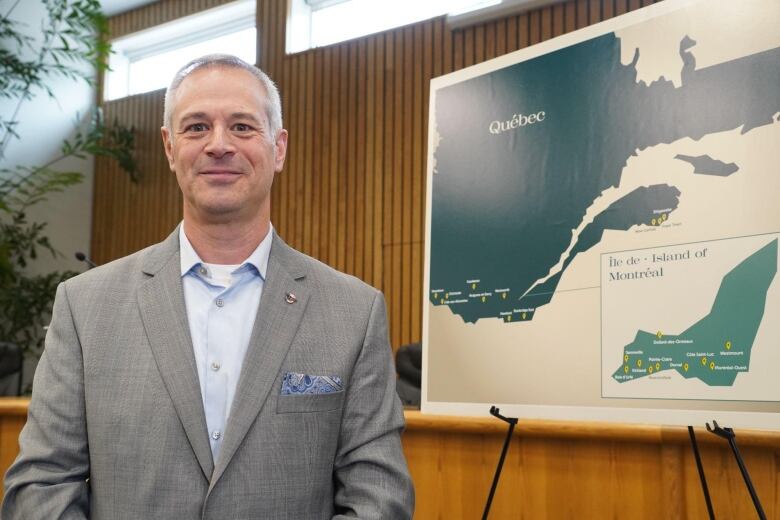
[3,54,414,518]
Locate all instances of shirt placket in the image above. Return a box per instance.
[204,283,232,459]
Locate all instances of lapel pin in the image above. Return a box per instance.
[285,292,297,304]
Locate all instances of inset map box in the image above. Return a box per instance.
[601,233,779,401]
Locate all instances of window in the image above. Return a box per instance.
[105,0,256,101]
[287,0,501,54]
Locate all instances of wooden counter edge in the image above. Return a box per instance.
[3,399,778,448]
[403,410,780,448]
[0,398,29,417]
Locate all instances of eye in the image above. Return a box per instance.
[233,123,254,132]
[185,123,208,133]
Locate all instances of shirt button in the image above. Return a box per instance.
[211,361,221,371]
[198,267,207,276]
[216,298,224,307]
[211,430,221,440]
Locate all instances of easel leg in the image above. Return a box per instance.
[688,426,715,520]
[726,436,766,520]
[482,406,518,520]
[706,421,767,520]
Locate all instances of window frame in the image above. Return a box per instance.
[104,0,256,101]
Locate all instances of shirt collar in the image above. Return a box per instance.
[179,222,273,280]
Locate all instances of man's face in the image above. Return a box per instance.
[161,66,287,224]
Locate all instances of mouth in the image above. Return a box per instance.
[199,169,243,176]
[198,169,244,182]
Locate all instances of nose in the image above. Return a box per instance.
[204,125,236,158]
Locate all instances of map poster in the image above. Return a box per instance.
[423,0,780,429]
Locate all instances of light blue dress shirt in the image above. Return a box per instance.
[179,224,273,461]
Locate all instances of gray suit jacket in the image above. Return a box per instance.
[3,229,414,519]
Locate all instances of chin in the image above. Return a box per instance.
[194,198,245,218]
[204,204,244,217]
[187,192,267,221]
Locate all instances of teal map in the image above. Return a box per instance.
[611,239,777,386]
[429,31,780,324]
[424,0,780,423]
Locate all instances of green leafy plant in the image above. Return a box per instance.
[0,0,138,390]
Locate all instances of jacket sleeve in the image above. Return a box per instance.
[2,282,90,519]
[331,291,415,519]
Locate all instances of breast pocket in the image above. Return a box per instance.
[276,390,346,413]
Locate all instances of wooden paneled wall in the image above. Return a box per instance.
[94,0,660,349]
[93,89,185,261]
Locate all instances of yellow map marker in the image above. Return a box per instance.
[636,359,643,368]
[445,293,449,299]
[481,296,486,303]
[506,315,512,322]
[649,366,654,374]
[683,363,689,372]
[661,213,668,221]
[472,283,476,289]
[655,362,660,371]
[709,361,715,370]
[624,365,629,374]
[522,312,526,320]
[502,293,507,299]
[651,218,657,225]
[624,354,629,363]
[656,331,663,339]
[725,340,731,350]
[701,357,707,366]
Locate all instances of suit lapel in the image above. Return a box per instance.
[137,230,214,480]
[209,235,309,490]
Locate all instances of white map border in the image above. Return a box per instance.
[421,0,780,429]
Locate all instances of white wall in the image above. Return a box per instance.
[0,1,97,393]
[0,0,96,276]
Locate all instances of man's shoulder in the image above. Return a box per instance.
[278,240,379,300]
[62,238,171,295]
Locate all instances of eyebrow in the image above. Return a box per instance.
[177,112,264,127]
[177,112,208,128]
[230,112,264,125]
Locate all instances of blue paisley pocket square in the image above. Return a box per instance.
[281,372,343,395]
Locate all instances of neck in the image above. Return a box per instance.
[182,213,270,264]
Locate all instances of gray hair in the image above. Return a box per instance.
[163,54,283,141]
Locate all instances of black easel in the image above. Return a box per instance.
[687,426,715,520]
[482,406,518,520]
[706,421,767,520]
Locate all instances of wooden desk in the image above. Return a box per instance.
[0,398,27,499]
[403,410,779,519]
[1,400,778,518]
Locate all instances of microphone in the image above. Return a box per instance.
[75,251,97,269]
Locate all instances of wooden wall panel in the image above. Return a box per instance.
[93,90,182,263]
[94,0,663,349]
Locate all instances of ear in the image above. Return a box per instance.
[160,126,176,172]
[273,129,288,172]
